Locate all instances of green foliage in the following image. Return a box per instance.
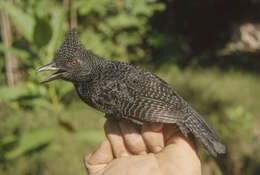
[74,130,105,146]
[0,87,28,101]
[0,0,67,109]
[0,0,35,41]
[0,43,30,63]
[47,8,66,58]
[4,128,56,160]
[0,102,106,175]
[76,0,165,61]
[0,0,259,175]
[222,106,252,143]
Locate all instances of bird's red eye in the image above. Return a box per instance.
[69,60,78,66]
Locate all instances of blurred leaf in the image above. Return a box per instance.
[5,128,56,160]
[0,43,30,59]
[47,8,65,59]
[0,135,17,145]
[0,43,31,66]
[58,83,74,95]
[221,106,253,142]
[74,130,105,145]
[33,18,52,48]
[107,13,141,29]
[75,0,112,16]
[0,0,35,41]
[58,119,75,132]
[20,98,51,109]
[0,87,28,101]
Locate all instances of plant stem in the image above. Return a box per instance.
[0,0,20,86]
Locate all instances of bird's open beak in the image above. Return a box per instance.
[37,62,66,83]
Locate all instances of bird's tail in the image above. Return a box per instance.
[180,110,226,157]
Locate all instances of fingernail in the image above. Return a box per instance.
[153,146,162,153]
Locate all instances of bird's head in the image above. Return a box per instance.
[37,29,97,83]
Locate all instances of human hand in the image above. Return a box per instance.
[84,120,201,175]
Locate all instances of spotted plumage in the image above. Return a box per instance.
[37,29,226,157]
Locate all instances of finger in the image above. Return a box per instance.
[155,136,201,175]
[163,124,197,150]
[119,120,147,155]
[85,140,113,165]
[163,124,181,145]
[141,123,164,153]
[84,140,113,175]
[104,120,130,158]
[103,154,163,175]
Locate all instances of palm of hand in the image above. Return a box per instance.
[84,120,201,175]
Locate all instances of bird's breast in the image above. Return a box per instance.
[74,83,94,106]
[74,82,117,114]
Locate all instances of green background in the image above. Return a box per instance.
[0,0,259,174]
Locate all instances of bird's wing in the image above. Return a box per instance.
[120,77,186,123]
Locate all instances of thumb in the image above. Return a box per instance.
[84,140,113,175]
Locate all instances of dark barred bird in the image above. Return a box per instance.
[37,29,225,157]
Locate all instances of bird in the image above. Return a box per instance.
[37,29,225,157]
